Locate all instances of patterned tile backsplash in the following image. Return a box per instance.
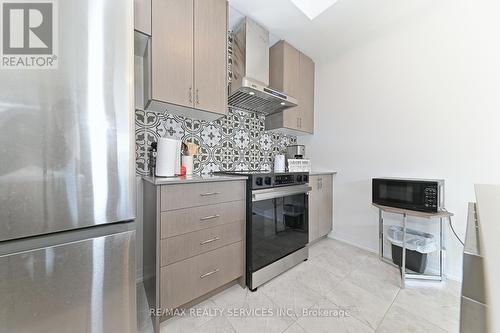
[135,108,297,175]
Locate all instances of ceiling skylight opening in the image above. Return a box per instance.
[290,0,339,20]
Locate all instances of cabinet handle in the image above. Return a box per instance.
[200,214,221,221]
[299,118,302,128]
[296,117,300,128]
[200,192,220,197]
[200,236,220,245]
[195,88,200,105]
[200,268,220,279]
[189,87,193,103]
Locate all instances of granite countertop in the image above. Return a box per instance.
[475,184,500,333]
[309,171,338,176]
[143,174,248,185]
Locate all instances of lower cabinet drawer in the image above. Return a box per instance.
[161,222,243,266]
[160,200,245,238]
[160,181,246,211]
[160,242,243,310]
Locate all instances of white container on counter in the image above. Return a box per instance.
[156,138,182,177]
[182,155,194,175]
[274,154,286,173]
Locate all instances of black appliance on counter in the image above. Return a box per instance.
[217,171,311,291]
[372,178,445,212]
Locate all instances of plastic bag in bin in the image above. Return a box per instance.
[387,225,437,254]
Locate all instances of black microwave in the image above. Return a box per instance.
[372,178,444,212]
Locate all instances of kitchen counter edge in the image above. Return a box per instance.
[309,171,338,176]
[142,174,249,185]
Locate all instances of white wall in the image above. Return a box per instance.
[300,0,500,280]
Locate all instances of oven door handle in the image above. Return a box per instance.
[252,185,312,202]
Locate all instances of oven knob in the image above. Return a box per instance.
[296,175,303,183]
[255,177,263,186]
[303,175,308,183]
[265,177,272,186]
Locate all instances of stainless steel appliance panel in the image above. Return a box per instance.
[0,229,136,333]
[460,202,487,333]
[251,246,308,290]
[228,17,297,114]
[0,0,135,242]
[285,145,305,160]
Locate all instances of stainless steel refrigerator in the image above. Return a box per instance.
[0,0,136,332]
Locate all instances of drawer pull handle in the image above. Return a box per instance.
[200,214,220,221]
[200,237,220,245]
[200,192,221,197]
[200,268,220,279]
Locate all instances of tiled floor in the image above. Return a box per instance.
[139,238,461,333]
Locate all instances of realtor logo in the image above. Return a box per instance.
[1,0,58,69]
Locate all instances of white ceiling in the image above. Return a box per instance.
[229,0,436,63]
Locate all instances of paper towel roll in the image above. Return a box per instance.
[274,154,286,173]
[156,138,181,177]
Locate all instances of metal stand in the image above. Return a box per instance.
[375,204,453,289]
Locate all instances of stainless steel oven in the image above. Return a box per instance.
[251,184,310,273]
[248,175,311,291]
[216,171,311,291]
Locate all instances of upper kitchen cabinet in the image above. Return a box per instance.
[151,0,194,109]
[142,0,228,121]
[266,41,315,134]
[193,0,228,115]
[134,0,151,35]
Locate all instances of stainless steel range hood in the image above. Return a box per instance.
[229,17,297,114]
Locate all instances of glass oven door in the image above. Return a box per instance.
[250,186,310,272]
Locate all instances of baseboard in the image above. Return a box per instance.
[328,232,378,254]
[444,273,462,282]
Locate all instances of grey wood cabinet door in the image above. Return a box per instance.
[269,41,301,131]
[193,0,228,116]
[309,175,333,242]
[298,52,315,134]
[134,0,151,35]
[308,175,320,242]
[282,42,302,131]
[267,41,315,134]
[152,0,194,108]
[318,175,333,237]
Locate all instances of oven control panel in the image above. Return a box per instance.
[252,172,309,189]
[275,174,294,186]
